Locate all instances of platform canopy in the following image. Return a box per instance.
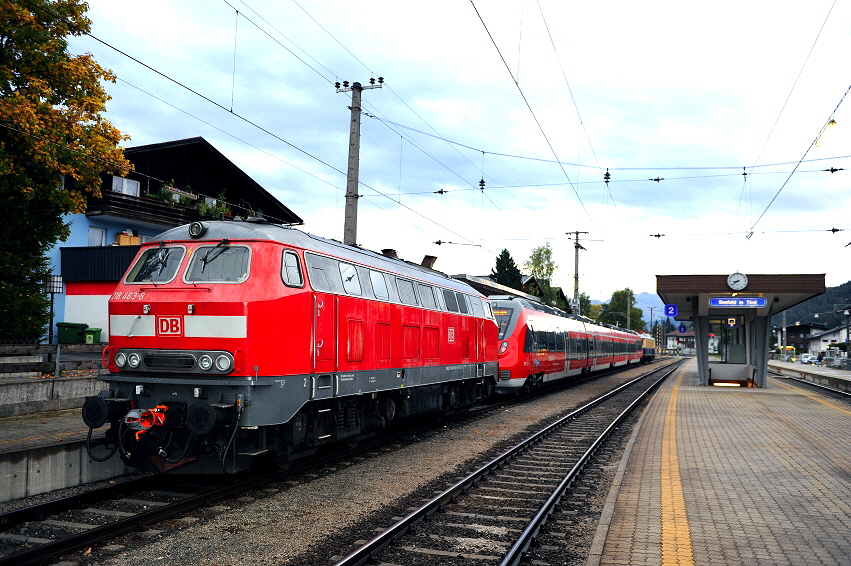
[657,274,825,321]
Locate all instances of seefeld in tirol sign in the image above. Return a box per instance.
[709,297,767,308]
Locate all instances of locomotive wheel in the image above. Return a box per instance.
[345,436,360,449]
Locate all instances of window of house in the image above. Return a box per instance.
[87,227,106,247]
[112,176,140,197]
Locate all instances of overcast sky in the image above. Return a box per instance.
[68,0,851,306]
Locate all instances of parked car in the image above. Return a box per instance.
[799,354,813,364]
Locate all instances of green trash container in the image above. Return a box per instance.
[57,322,88,344]
[84,328,102,344]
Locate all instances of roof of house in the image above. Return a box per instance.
[124,137,303,225]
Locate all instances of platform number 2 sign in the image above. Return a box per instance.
[664,304,678,317]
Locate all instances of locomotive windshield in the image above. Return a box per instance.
[493,307,514,339]
[125,245,185,284]
[184,244,251,283]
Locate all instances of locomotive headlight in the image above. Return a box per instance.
[215,354,232,372]
[198,354,213,371]
[114,351,127,368]
[188,221,207,238]
[128,352,141,368]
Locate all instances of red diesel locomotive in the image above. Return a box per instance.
[491,296,643,394]
[83,219,499,473]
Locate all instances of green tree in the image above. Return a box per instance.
[523,242,558,307]
[0,0,131,341]
[599,288,646,331]
[489,248,522,290]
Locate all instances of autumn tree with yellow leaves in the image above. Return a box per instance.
[0,0,130,341]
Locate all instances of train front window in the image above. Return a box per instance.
[184,244,250,283]
[125,245,185,284]
[493,307,514,339]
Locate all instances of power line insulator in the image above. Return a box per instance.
[603,169,610,185]
[479,179,485,192]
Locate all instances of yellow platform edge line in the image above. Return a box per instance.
[661,367,695,566]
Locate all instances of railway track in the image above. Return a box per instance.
[0,360,673,566]
[767,369,851,402]
[333,360,682,566]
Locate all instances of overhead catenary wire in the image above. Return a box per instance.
[83,33,493,250]
[750,80,851,233]
[468,0,596,228]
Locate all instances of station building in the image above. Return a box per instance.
[657,273,825,387]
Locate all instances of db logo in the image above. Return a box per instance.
[156,316,183,336]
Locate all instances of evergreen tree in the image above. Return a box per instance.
[0,0,130,341]
[489,248,522,290]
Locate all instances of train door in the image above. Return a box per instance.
[313,292,337,374]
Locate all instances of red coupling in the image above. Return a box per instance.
[124,405,168,441]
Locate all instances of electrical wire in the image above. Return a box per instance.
[750,81,851,232]
[469,0,596,228]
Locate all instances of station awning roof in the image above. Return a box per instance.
[656,274,826,321]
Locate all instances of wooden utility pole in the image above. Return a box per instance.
[336,78,383,246]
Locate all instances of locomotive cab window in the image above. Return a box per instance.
[185,244,250,283]
[126,245,185,284]
[339,262,362,295]
[493,307,514,339]
[281,250,303,287]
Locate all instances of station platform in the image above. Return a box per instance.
[587,357,851,566]
[0,407,126,503]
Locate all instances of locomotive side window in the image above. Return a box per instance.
[339,262,362,296]
[281,250,303,287]
[483,300,495,319]
[442,289,459,312]
[305,252,344,293]
[369,270,389,301]
[469,296,484,318]
[418,284,437,309]
[397,278,418,305]
[184,245,250,283]
[126,245,185,284]
[456,292,469,314]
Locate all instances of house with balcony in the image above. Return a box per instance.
[47,137,303,342]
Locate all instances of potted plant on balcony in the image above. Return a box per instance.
[196,192,232,219]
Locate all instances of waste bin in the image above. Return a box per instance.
[84,328,102,344]
[57,322,88,344]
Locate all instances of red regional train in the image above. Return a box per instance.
[82,219,498,474]
[490,296,644,394]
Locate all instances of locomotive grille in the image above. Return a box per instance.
[500,370,511,380]
[143,352,197,370]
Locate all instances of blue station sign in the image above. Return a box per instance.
[709,297,767,308]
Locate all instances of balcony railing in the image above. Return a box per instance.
[86,190,203,225]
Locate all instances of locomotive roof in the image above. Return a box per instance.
[151,219,482,296]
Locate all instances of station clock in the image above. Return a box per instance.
[727,272,748,291]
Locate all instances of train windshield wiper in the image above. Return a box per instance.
[200,239,229,273]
